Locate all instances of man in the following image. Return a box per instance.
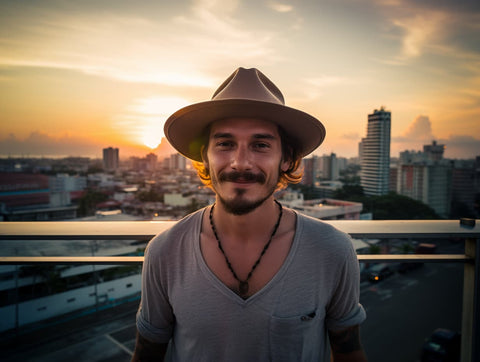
[132,67,367,361]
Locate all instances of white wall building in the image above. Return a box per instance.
[277,190,363,220]
[360,107,391,196]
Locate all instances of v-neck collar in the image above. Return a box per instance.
[194,207,301,305]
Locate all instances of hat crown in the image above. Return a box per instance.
[211,67,285,105]
[164,67,325,162]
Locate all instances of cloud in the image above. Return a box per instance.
[341,132,361,141]
[0,0,278,88]
[0,132,170,159]
[392,115,436,149]
[392,11,448,58]
[401,115,435,141]
[392,115,480,158]
[373,0,476,62]
[305,75,350,88]
[439,135,480,159]
[0,132,101,158]
[174,1,278,65]
[301,75,355,100]
[268,2,294,13]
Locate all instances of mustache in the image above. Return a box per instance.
[218,171,266,184]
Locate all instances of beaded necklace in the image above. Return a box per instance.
[209,200,283,298]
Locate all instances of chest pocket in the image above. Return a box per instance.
[269,307,325,361]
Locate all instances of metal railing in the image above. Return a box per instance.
[0,220,479,361]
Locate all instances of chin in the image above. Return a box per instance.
[218,193,273,216]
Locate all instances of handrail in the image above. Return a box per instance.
[1,219,479,240]
[0,254,472,265]
[1,220,477,265]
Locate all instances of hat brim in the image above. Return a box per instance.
[164,99,326,162]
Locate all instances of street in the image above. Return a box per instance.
[361,262,463,362]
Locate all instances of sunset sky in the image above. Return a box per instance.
[1,0,479,160]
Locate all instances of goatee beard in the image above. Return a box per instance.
[213,169,280,215]
[217,185,277,215]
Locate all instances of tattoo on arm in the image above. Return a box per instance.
[329,325,362,354]
[131,331,168,362]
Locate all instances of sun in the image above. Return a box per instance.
[126,96,190,150]
[142,131,162,149]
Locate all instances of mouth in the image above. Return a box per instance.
[219,171,266,185]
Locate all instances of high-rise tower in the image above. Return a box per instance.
[360,107,391,196]
[103,147,119,171]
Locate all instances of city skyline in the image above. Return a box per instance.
[1,0,480,160]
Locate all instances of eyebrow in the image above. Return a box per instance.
[212,132,233,139]
[211,132,277,140]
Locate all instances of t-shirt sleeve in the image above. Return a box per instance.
[136,234,175,343]
[325,233,366,331]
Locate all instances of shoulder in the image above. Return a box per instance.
[145,208,205,258]
[296,211,352,242]
[294,211,355,257]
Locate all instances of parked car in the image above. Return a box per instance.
[421,328,461,362]
[368,263,394,282]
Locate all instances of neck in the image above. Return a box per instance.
[212,197,280,241]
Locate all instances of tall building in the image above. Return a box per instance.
[360,107,391,196]
[169,153,187,170]
[301,156,316,186]
[423,140,445,162]
[395,143,452,218]
[145,153,158,171]
[451,157,480,218]
[103,147,119,171]
[302,154,347,186]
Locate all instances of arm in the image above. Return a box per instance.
[131,330,168,362]
[329,325,367,362]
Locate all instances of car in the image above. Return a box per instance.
[421,328,461,362]
[368,263,394,282]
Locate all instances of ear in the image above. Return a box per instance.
[280,159,290,172]
[200,145,209,168]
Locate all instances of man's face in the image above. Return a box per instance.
[204,118,289,215]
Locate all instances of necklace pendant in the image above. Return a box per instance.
[239,281,249,296]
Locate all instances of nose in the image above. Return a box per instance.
[230,144,252,170]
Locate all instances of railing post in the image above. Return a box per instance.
[461,238,479,362]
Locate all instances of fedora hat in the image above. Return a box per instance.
[164,67,326,162]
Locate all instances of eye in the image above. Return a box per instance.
[215,140,234,149]
[253,142,270,151]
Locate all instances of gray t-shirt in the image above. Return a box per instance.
[137,207,366,362]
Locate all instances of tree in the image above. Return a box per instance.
[136,189,163,202]
[368,192,439,220]
[333,186,440,220]
[77,190,109,217]
[333,184,364,200]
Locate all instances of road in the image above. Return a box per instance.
[361,262,463,362]
[3,259,465,361]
